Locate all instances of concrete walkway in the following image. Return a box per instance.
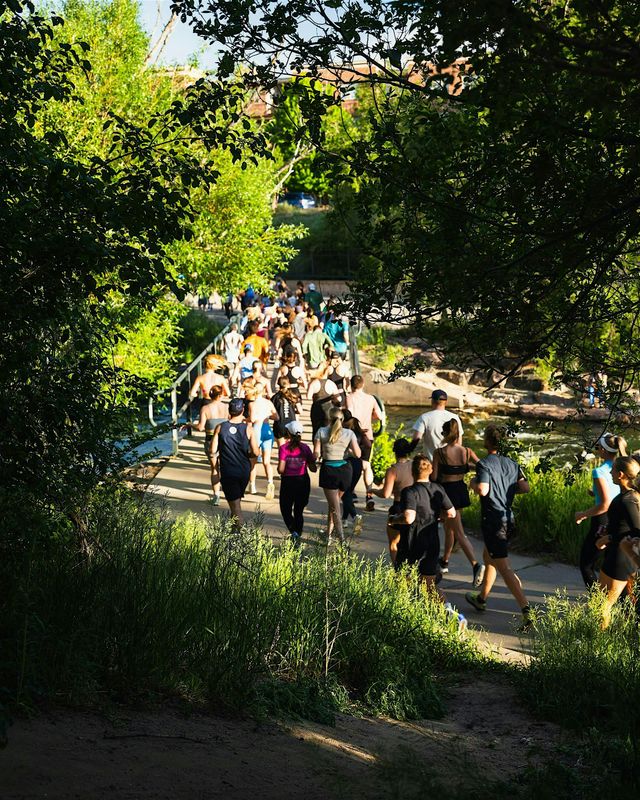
[149,398,585,663]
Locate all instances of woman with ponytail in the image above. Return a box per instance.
[594,456,640,626]
[314,407,361,544]
[432,419,484,587]
[277,421,316,544]
[575,433,627,587]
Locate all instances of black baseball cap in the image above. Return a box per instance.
[431,389,448,401]
[229,398,245,416]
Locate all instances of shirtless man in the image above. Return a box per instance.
[346,375,385,510]
[189,354,230,405]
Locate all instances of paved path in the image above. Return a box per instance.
[149,398,585,663]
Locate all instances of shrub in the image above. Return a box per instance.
[2,489,484,724]
[521,590,640,787]
[357,326,411,371]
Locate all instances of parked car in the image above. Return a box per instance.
[279,191,317,209]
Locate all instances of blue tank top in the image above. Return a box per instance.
[218,421,250,476]
[592,460,619,506]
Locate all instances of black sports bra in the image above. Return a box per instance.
[328,366,345,389]
[437,447,471,476]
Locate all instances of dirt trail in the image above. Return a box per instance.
[1,679,567,799]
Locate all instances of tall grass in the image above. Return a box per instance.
[2,489,484,723]
[521,590,640,788]
[462,462,592,562]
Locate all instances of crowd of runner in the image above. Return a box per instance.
[187,278,640,634]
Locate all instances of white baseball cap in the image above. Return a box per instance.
[285,420,304,436]
[308,283,316,290]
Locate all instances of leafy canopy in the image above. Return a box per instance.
[173,0,640,395]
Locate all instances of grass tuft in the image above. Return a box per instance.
[2,488,485,724]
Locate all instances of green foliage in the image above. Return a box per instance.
[521,590,640,787]
[111,294,188,387]
[463,460,592,562]
[0,0,269,534]
[182,0,640,392]
[273,204,361,277]
[357,327,412,372]
[1,489,485,723]
[175,308,223,364]
[268,78,358,198]
[370,424,406,484]
[170,150,304,294]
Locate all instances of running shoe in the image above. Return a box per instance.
[353,514,363,536]
[365,496,375,511]
[465,591,487,612]
[472,562,486,587]
[265,482,275,501]
[249,482,257,495]
[438,558,449,574]
[516,615,533,634]
[211,493,220,507]
[290,531,301,547]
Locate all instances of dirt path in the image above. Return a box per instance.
[1,679,566,800]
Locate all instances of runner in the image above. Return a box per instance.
[465,425,532,631]
[346,375,384,511]
[575,433,626,587]
[277,421,317,545]
[293,303,307,340]
[411,390,462,460]
[243,319,269,366]
[271,376,302,445]
[302,321,332,372]
[341,410,365,535]
[305,282,324,315]
[235,344,260,385]
[389,455,456,602]
[189,354,230,405]
[594,456,640,627]
[325,351,350,395]
[432,419,485,587]
[209,397,259,526]
[195,385,228,505]
[310,379,342,438]
[273,351,307,394]
[371,438,415,565]
[223,323,244,385]
[323,312,349,359]
[245,385,278,500]
[314,407,361,544]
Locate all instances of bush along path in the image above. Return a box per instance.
[149,397,585,662]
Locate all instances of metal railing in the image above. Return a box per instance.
[148,312,241,456]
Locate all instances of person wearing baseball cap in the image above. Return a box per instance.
[209,397,259,526]
[411,389,464,462]
[277,420,317,544]
[305,282,324,314]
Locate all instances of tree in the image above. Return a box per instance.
[0,0,262,540]
[170,149,304,295]
[174,0,640,397]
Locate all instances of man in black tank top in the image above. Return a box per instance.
[210,397,259,525]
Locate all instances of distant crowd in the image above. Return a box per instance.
[185,279,640,633]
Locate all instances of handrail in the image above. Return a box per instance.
[148,311,241,456]
[348,319,363,378]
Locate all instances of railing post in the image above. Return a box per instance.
[171,387,178,456]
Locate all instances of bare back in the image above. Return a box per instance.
[391,460,413,499]
[434,443,478,483]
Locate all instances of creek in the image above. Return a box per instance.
[384,406,640,465]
